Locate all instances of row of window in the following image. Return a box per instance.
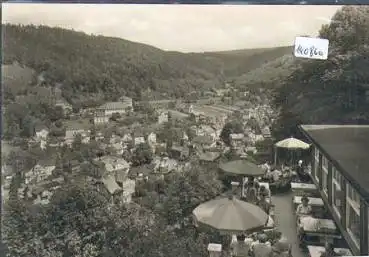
[313,147,362,250]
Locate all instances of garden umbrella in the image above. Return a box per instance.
[219,159,265,177]
[275,137,310,149]
[192,196,269,234]
[274,137,310,165]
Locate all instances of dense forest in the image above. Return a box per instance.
[2,24,290,105]
[271,6,369,139]
[2,24,221,102]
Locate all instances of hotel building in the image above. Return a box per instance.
[300,125,369,256]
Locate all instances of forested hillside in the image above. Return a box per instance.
[1,24,293,103]
[2,24,291,106]
[271,6,369,139]
[2,24,223,104]
[204,46,292,78]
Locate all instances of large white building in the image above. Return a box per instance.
[94,97,133,125]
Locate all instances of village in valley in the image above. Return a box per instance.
[2,80,276,208]
[3,4,369,257]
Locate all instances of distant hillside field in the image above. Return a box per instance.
[204,46,293,77]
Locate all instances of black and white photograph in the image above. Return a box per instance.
[2,4,369,257]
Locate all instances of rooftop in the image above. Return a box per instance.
[55,99,72,107]
[34,123,49,132]
[101,175,122,195]
[199,152,221,162]
[168,110,189,119]
[300,125,369,199]
[99,101,132,111]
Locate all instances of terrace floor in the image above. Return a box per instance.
[273,191,306,257]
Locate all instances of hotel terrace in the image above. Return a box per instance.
[300,125,369,256]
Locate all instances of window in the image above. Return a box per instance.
[322,156,329,171]
[332,167,343,185]
[332,182,343,218]
[346,183,361,247]
[321,156,329,194]
[332,167,344,218]
[314,147,319,161]
[347,203,360,246]
[322,168,328,195]
[347,184,360,208]
[314,148,320,182]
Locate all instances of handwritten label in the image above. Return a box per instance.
[294,36,329,60]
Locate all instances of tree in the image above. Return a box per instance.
[186,127,196,141]
[273,6,369,138]
[220,120,243,146]
[160,161,223,226]
[319,6,369,53]
[49,106,64,122]
[4,169,214,257]
[131,143,153,166]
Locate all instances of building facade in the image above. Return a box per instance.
[300,125,369,256]
[94,108,109,124]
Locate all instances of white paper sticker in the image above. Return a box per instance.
[294,36,329,60]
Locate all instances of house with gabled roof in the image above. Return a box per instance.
[64,119,92,146]
[169,145,190,161]
[34,124,49,141]
[99,100,133,116]
[98,175,123,204]
[25,159,56,185]
[55,99,73,115]
[132,130,145,146]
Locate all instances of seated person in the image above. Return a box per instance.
[230,234,251,257]
[297,216,318,245]
[263,229,280,244]
[272,236,291,257]
[261,162,270,173]
[270,169,282,183]
[320,242,342,257]
[282,168,292,178]
[250,233,271,248]
[255,182,260,196]
[251,234,273,257]
[298,159,303,168]
[296,195,312,217]
[245,181,258,204]
[259,185,270,198]
[257,191,271,214]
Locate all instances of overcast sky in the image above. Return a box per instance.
[3,4,341,52]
